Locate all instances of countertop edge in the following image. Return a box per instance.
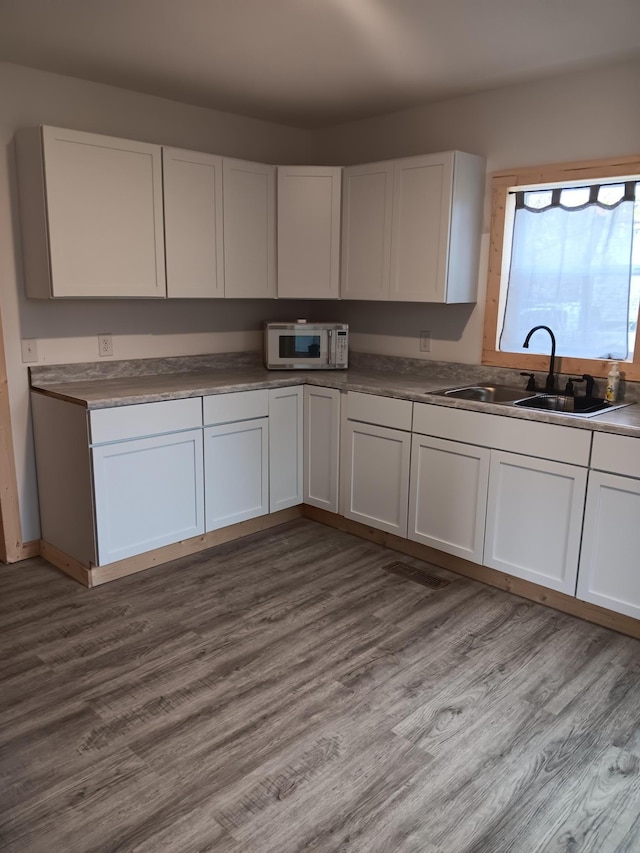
[30,370,640,438]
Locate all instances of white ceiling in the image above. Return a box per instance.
[1,0,639,128]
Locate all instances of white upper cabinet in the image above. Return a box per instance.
[341,161,393,301]
[277,166,342,299]
[341,151,485,303]
[223,157,276,299]
[390,154,453,302]
[163,147,224,299]
[16,126,166,298]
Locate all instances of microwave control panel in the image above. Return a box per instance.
[335,330,348,368]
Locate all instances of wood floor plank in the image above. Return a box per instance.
[2,518,639,852]
[0,745,239,853]
[216,730,433,853]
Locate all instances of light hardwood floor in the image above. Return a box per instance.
[1,518,639,852]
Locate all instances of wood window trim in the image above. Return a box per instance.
[482,153,640,382]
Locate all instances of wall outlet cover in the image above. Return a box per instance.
[98,333,113,357]
[21,339,38,363]
[420,331,431,352]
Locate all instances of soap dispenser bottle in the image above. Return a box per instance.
[605,362,620,402]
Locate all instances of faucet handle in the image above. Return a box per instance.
[565,377,584,397]
[520,372,537,391]
[582,374,596,399]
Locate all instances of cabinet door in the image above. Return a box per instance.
[304,386,341,513]
[342,421,411,537]
[223,158,276,298]
[92,429,204,565]
[389,153,453,303]
[204,418,269,530]
[341,162,393,300]
[408,434,490,564]
[277,166,342,299]
[269,386,303,512]
[577,472,640,619]
[41,126,166,298]
[163,147,224,298]
[484,451,587,594]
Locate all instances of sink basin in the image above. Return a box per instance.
[513,395,632,418]
[435,385,536,404]
[433,386,634,419]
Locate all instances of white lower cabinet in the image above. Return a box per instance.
[343,421,411,536]
[93,429,204,565]
[342,393,413,536]
[203,390,270,531]
[269,386,303,512]
[89,397,205,565]
[484,451,587,595]
[304,386,341,513]
[411,403,591,595]
[36,378,640,633]
[204,419,269,530]
[31,393,205,567]
[408,433,490,564]
[576,433,640,619]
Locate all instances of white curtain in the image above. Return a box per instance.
[500,183,636,360]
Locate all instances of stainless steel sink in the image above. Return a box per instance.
[513,394,632,418]
[432,385,634,419]
[434,385,536,404]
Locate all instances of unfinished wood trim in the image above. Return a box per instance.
[0,415,24,563]
[633,321,640,367]
[483,153,640,383]
[482,175,513,368]
[17,539,40,560]
[40,540,92,587]
[302,506,640,640]
[481,350,636,382]
[88,506,304,586]
[493,154,640,183]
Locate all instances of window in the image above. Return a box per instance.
[483,155,640,381]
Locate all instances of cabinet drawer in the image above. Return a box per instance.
[203,389,269,425]
[90,397,202,444]
[346,391,412,431]
[591,432,640,478]
[413,403,591,466]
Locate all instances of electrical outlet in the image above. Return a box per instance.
[21,338,38,363]
[419,330,431,352]
[98,333,113,357]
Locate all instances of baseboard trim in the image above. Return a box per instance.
[39,540,92,587]
[37,503,640,640]
[17,539,40,560]
[41,507,303,588]
[302,506,640,640]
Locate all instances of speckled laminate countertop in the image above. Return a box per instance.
[30,364,640,439]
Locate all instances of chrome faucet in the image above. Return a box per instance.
[522,325,556,393]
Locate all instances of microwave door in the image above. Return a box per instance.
[268,329,328,367]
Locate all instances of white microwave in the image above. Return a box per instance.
[264,321,349,370]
